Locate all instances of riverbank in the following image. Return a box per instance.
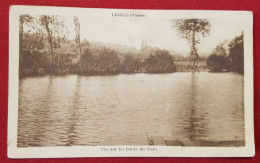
[19,61,209,78]
[175,60,208,72]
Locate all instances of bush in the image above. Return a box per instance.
[96,48,121,73]
[144,49,176,73]
[20,46,178,76]
[122,54,141,73]
[78,49,95,73]
[79,48,121,74]
[19,50,48,76]
[206,54,230,72]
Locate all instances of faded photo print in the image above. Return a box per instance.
[18,14,245,147]
[8,6,254,158]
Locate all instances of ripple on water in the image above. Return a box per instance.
[17,73,244,147]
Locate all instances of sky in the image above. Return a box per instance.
[64,16,244,56]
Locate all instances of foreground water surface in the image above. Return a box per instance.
[18,72,244,147]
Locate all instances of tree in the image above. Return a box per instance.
[79,48,121,74]
[207,42,230,72]
[122,54,141,73]
[38,15,67,63]
[207,55,230,72]
[172,19,211,67]
[212,42,229,57]
[145,49,176,73]
[96,48,121,73]
[19,15,33,51]
[229,33,244,74]
[78,48,94,73]
[74,16,81,63]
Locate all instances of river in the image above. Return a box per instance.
[17,72,244,147]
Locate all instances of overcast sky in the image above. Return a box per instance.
[65,16,243,55]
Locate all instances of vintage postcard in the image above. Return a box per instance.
[8,5,254,158]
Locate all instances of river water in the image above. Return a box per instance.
[18,72,244,147]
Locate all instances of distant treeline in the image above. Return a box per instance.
[19,48,176,77]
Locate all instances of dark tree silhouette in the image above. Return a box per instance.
[207,33,244,74]
[229,33,244,74]
[172,19,211,67]
[207,54,230,72]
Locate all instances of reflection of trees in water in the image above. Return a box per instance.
[34,76,55,146]
[64,76,81,146]
[19,76,84,147]
[230,75,245,140]
[18,76,54,147]
[182,73,210,140]
[18,79,29,147]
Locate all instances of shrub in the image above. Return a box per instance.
[206,54,230,72]
[121,54,141,73]
[19,50,48,76]
[79,48,121,74]
[145,49,176,73]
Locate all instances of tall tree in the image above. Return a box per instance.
[38,15,66,63]
[172,19,211,67]
[74,16,81,63]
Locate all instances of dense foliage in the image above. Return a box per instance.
[206,54,230,72]
[76,48,176,75]
[20,47,177,77]
[144,50,176,73]
[207,33,244,74]
[78,48,121,75]
[229,34,244,74]
[206,42,230,72]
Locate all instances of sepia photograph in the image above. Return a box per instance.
[8,6,254,158]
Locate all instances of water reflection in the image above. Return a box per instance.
[18,76,55,147]
[18,73,245,147]
[64,76,81,146]
[183,73,209,140]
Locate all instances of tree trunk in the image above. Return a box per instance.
[43,16,53,63]
[192,29,195,52]
[19,17,24,52]
[74,16,81,64]
[190,24,199,67]
[46,28,53,62]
